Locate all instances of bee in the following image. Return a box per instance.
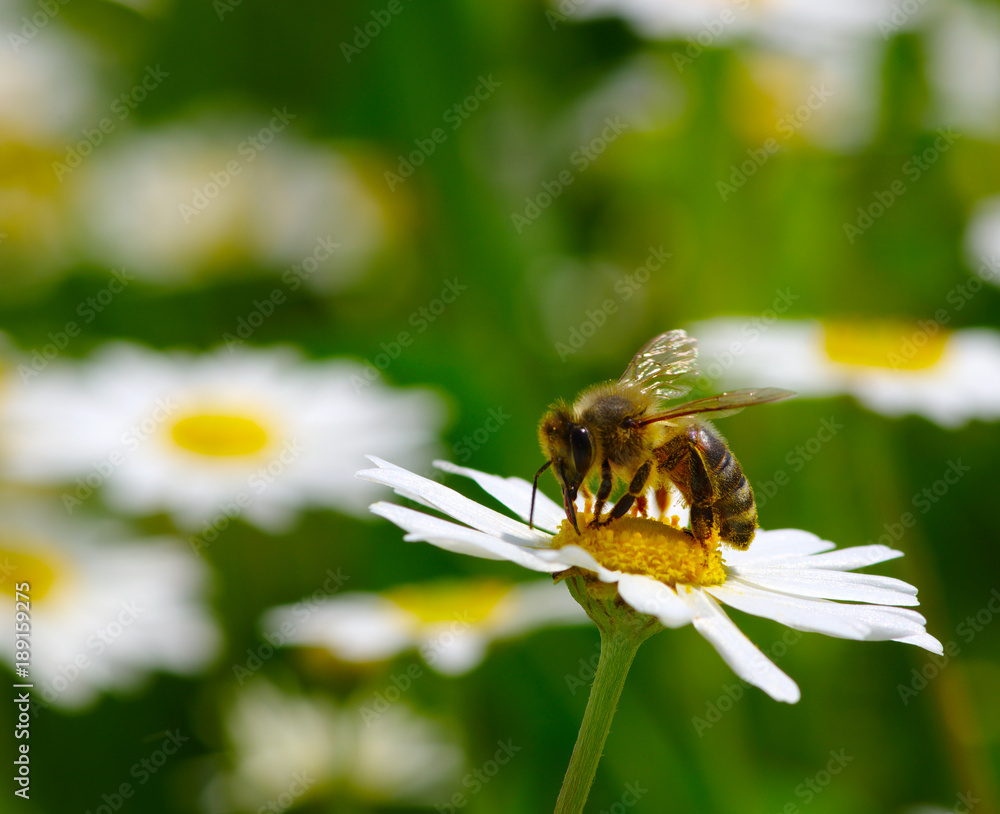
[530,329,795,549]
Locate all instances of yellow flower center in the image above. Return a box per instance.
[0,542,59,602]
[552,517,726,586]
[823,321,949,371]
[170,413,270,457]
[384,578,513,625]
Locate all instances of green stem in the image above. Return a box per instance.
[553,627,644,814]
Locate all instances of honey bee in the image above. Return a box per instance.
[530,330,794,549]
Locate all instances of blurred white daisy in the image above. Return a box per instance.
[570,0,891,150]
[925,1,1000,141]
[70,121,386,289]
[205,680,463,812]
[2,343,445,533]
[0,499,220,709]
[262,570,588,676]
[964,194,1000,283]
[691,318,1000,428]
[574,0,897,49]
[0,18,102,280]
[357,457,942,703]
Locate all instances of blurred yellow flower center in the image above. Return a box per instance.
[170,413,269,456]
[552,517,725,586]
[385,579,512,624]
[0,543,59,601]
[823,322,948,371]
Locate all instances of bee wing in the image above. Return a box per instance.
[618,330,699,401]
[637,388,796,425]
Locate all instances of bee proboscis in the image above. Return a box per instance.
[530,329,795,549]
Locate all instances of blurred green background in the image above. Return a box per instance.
[1,0,999,812]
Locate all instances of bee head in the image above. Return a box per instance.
[534,404,595,533]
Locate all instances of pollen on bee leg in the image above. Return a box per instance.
[635,494,648,517]
[582,485,593,518]
[655,485,669,519]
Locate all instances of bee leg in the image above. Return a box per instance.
[687,445,719,544]
[654,485,670,519]
[635,494,647,517]
[590,459,613,526]
[595,461,652,526]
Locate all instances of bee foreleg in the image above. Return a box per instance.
[595,460,652,526]
[591,459,613,524]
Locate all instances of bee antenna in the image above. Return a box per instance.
[529,460,553,530]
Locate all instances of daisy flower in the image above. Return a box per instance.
[69,121,386,289]
[0,499,220,709]
[357,457,941,704]
[925,1,1000,141]
[690,318,1000,428]
[567,0,892,151]
[262,573,588,676]
[2,343,445,533]
[206,680,463,812]
[964,194,1000,284]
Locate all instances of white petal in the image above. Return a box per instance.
[370,503,564,573]
[706,582,877,639]
[534,544,620,582]
[615,573,693,628]
[679,588,800,703]
[263,595,415,662]
[419,626,489,675]
[723,528,835,567]
[710,578,929,641]
[488,581,589,637]
[359,457,545,543]
[894,632,945,655]
[728,565,919,606]
[782,545,904,571]
[433,459,565,533]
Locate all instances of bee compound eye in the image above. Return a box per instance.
[569,425,594,474]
